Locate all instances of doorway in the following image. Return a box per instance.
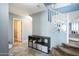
[13,18,22,46]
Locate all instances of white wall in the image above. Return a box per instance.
[32,10,52,48]
[0,3,9,55]
[32,10,69,48]
[69,10,79,38]
[69,10,79,22]
[32,10,50,36]
[22,16,32,41]
[31,12,41,35]
[40,11,51,36]
[51,13,69,47]
[9,13,32,43]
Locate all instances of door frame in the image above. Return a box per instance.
[13,18,22,45]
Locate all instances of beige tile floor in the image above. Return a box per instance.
[9,41,52,56]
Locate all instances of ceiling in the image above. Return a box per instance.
[9,3,46,16]
[9,3,74,17]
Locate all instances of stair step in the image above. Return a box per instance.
[58,47,79,56]
[51,48,70,56]
[69,40,79,46]
[52,48,62,56]
[63,43,79,49]
[54,48,71,56]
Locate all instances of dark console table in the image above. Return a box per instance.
[28,35,50,53]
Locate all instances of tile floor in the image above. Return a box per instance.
[9,41,52,56]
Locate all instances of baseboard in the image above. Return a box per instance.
[0,53,8,56]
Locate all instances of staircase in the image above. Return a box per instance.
[51,43,79,56]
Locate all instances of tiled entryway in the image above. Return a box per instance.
[9,41,52,56]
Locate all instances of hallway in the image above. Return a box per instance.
[9,41,51,56]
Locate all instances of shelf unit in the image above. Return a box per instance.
[28,35,50,53]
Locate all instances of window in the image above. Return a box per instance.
[71,22,79,32]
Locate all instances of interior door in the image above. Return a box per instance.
[13,19,22,45]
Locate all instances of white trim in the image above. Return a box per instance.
[12,18,14,45]
[69,38,79,42]
[0,53,8,54]
[0,53,8,55]
[67,13,69,44]
[12,18,22,45]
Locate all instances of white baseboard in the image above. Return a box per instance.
[0,53,8,56]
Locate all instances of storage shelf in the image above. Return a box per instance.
[28,35,50,53]
[35,42,48,46]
